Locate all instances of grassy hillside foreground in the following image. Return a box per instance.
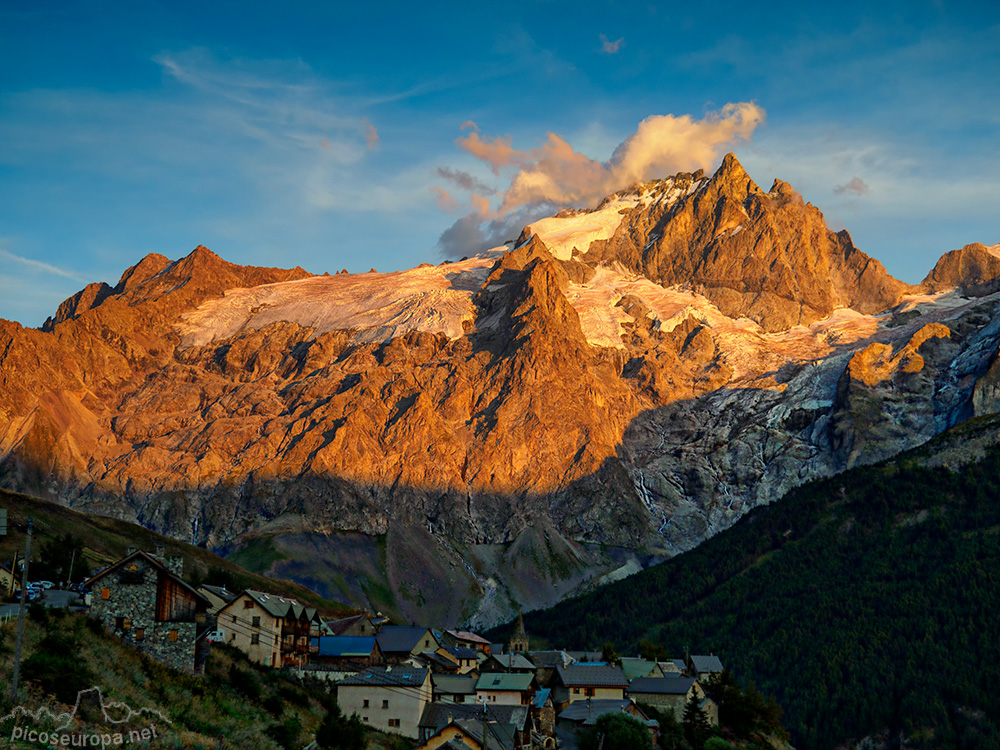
[515,415,1000,749]
[0,606,404,749]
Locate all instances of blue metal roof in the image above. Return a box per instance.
[313,635,376,657]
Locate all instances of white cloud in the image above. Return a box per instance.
[0,248,86,281]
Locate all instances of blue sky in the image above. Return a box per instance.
[1,0,998,326]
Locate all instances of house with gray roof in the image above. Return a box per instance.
[476,672,538,706]
[688,654,725,681]
[553,665,629,708]
[417,703,530,749]
[413,717,517,750]
[432,673,479,703]
[216,589,321,668]
[482,652,536,673]
[338,666,432,739]
[628,676,712,722]
[376,625,441,664]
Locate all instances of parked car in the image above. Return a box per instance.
[37,581,55,590]
[25,589,41,602]
[205,629,226,643]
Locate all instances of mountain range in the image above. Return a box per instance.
[1,153,998,626]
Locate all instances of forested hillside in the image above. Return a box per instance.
[516,416,1000,749]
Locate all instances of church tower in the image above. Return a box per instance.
[508,612,529,653]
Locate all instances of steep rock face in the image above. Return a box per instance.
[922,242,1000,294]
[585,154,912,331]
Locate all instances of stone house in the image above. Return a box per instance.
[552,665,628,708]
[217,589,321,667]
[337,666,432,739]
[86,548,211,673]
[628,676,713,722]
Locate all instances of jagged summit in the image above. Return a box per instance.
[523,153,913,332]
[922,242,1000,294]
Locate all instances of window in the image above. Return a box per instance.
[101,588,110,600]
[231,615,237,624]
[251,634,260,645]
[382,700,389,709]
[362,717,368,723]
[363,700,369,708]
[135,629,145,641]
[572,688,580,695]
[244,600,254,609]
[456,695,465,703]
[168,629,178,642]
[585,688,595,697]
[252,616,261,628]
[388,719,400,728]
[114,617,125,630]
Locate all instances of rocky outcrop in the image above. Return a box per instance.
[586,154,913,331]
[922,242,1000,294]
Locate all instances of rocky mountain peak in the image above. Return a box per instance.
[569,153,912,331]
[922,242,1000,295]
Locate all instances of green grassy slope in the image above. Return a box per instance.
[515,416,1000,750]
[0,487,352,615]
[0,607,404,749]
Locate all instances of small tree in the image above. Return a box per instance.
[601,640,620,666]
[315,703,366,750]
[682,694,711,750]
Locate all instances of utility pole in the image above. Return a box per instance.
[67,547,77,586]
[10,516,33,703]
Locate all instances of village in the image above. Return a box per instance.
[1,544,729,749]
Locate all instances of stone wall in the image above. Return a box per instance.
[90,556,199,673]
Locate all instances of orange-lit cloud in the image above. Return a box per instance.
[834,176,869,195]
[364,120,379,150]
[430,187,458,211]
[460,120,479,131]
[470,193,492,217]
[436,103,766,258]
[600,34,624,54]
[460,102,765,216]
[455,132,527,175]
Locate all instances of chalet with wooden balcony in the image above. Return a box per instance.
[217,589,322,667]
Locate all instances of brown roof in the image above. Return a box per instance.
[85,550,210,606]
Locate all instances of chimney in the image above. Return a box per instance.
[164,555,184,577]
